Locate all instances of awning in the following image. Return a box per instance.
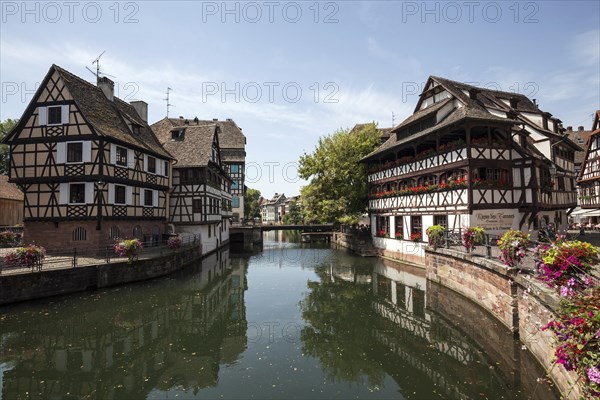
[581,210,600,217]
[570,208,599,216]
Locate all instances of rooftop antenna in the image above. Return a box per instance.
[392,111,396,127]
[85,50,115,81]
[164,87,174,117]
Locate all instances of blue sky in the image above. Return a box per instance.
[1,1,599,198]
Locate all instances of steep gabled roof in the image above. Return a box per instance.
[152,117,246,150]
[161,125,219,167]
[0,175,24,201]
[50,65,171,159]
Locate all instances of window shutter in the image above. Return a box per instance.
[143,154,148,172]
[110,144,117,165]
[157,159,163,176]
[38,107,47,125]
[128,149,134,168]
[83,141,92,162]
[126,186,133,205]
[85,183,94,204]
[153,190,158,207]
[56,142,66,163]
[108,183,115,204]
[59,183,68,204]
[61,105,70,124]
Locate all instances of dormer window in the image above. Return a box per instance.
[132,124,141,135]
[171,129,184,140]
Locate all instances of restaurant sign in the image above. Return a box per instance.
[472,211,515,231]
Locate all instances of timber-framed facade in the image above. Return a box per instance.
[576,111,600,211]
[153,121,233,254]
[1,65,173,251]
[362,76,580,258]
[153,117,246,222]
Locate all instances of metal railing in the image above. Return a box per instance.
[0,234,201,275]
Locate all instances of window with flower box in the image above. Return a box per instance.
[395,217,403,239]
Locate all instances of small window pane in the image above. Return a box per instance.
[67,143,83,163]
[147,157,156,173]
[232,196,239,208]
[230,164,239,173]
[48,106,62,124]
[192,199,202,213]
[70,184,85,203]
[116,147,128,166]
[144,189,153,206]
[115,185,126,204]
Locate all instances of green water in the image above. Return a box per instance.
[0,231,559,399]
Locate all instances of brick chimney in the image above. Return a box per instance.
[130,101,148,122]
[578,126,585,131]
[98,76,114,101]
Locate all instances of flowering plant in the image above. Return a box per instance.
[498,230,530,269]
[376,229,387,238]
[425,225,445,248]
[462,226,485,251]
[534,240,597,291]
[395,231,403,240]
[167,236,182,250]
[410,232,422,242]
[4,244,46,269]
[0,231,16,245]
[542,286,600,398]
[114,238,142,264]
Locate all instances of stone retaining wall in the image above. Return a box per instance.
[0,245,204,306]
[424,246,583,399]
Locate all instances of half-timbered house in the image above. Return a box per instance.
[152,117,246,222]
[1,65,173,251]
[155,123,232,254]
[576,111,600,218]
[362,76,580,261]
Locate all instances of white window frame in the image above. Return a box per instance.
[39,105,69,126]
[57,141,91,164]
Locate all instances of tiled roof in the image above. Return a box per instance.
[0,175,24,201]
[52,65,172,159]
[566,128,594,166]
[161,125,218,167]
[152,117,246,150]
[362,105,518,161]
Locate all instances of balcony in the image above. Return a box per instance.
[369,188,468,211]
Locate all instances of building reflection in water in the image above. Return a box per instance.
[301,259,559,400]
[0,249,248,399]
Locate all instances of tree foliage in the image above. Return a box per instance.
[0,119,18,175]
[244,187,262,220]
[298,123,381,224]
[282,200,302,225]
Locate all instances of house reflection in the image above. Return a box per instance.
[0,249,248,399]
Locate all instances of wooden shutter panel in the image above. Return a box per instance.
[153,190,158,207]
[110,144,117,165]
[56,142,66,164]
[59,183,68,204]
[38,107,47,125]
[126,186,133,205]
[83,141,92,162]
[61,105,69,124]
[85,183,94,204]
[128,149,134,168]
[108,184,115,204]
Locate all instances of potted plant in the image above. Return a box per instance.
[167,236,182,252]
[410,232,422,242]
[497,229,530,269]
[4,244,46,270]
[0,231,16,247]
[425,225,445,249]
[114,238,143,264]
[462,226,485,252]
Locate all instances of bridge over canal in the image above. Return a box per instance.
[230,224,335,251]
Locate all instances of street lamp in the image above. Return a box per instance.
[549,163,557,177]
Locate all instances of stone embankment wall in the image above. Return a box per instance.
[425,247,582,399]
[0,246,203,306]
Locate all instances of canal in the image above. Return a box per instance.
[0,231,559,399]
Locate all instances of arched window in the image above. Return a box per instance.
[73,227,87,241]
[133,225,142,239]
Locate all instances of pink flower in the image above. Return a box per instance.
[587,366,600,384]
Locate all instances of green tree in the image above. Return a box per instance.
[282,200,302,225]
[298,123,381,224]
[244,187,262,220]
[0,119,18,175]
